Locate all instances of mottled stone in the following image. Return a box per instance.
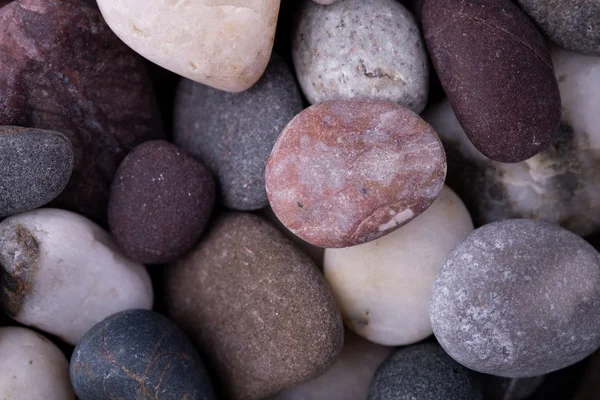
[266,99,446,248]
[422,0,561,162]
[517,0,600,56]
[174,54,302,210]
[0,327,75,400]
[325,186,473,346]
[0,0,164,223]
[164,213,344,400]
[431,219,600,377]
[0,209,153,345]
[70,309,215,400]
[0,126,73,218]
[108,140,215,264]
[97,0,280,92]
[293,0,428,113]
[423,47,600,236]
[482,375,544,400]
[368,343,483,400]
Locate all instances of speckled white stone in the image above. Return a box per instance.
[324,186,473,346]
[0,327,75,400]
[0,209,153,345]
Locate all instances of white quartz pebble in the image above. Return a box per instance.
[324,186,473,346]
[0,209,153,345]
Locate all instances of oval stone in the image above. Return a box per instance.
[431,219,600,377]
[422,0,561,162]
[265,99,446,248]
[0,209,153,345]
[0,126,73,218]
[163,213,344,400]
[70,309,215,400]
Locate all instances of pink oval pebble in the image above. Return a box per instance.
[265,99,447,248]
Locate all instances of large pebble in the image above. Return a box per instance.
[174,54,302,210]
[0,126,73,218]
[424,47,600,236]
[431,219,600,377]
[70,309,215,400]
[164,213,344,400]
[0,0,164,223]
[422,0,561,162]
[516,0,600,56]
[368,343,483,400]
[0,327,75,400]
[293,0,428,113]
[266,99,446,248]
[325,186,473,346]
[108,140,215,264]
[0,209,153,345]
[97,0,279,92]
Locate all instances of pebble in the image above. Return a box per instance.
[0,126,73,218]
[174,54,303,211]
[422,0,561,162]
[293,0,429,113]
[164,213,344,400]
[0,0,164,223]
[70,309,215,400]
[314,0,337,4]
[0,327,75,400]
[324,186,473,346]
[368,343,483,400]
[108,140,215,264]
[97,0,279,92]
[265,99,446,248]
[431,219,600,377]
[424,46,600,236]
[0,209,153,345]
[516,0,600,56]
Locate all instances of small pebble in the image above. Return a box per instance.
[164,213,344,400]
[108,140,215,264]
[0,126,73,218]
[293,0,429,113]
[266,99,446,248]
[325,186,473,346]
[174,54,302,210]
[422,0,561,162]
[0,327,75,400]
[70,309,215,400]
[368,343,483,400]
[431,219,600,377]
[0,209,153,345]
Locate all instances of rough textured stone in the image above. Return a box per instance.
[313,0,336,4]
[431,219,600,377]
[70,309,215,400]
[516,0,600,56]
[422,0,561,162]
[0,126,73,218]
[0,209,153,345]
[266,99,446,248]
[97,0,280,92]
[368,343,483,400]
[174,54,302,210]
[424,47,600,236]
[325,186,473,346]
[164,213,344,400]
[0,327,75,400]
[293,0,428,113]
[482,375,544,400]
[0,0,164,224]
[108,140,215,264]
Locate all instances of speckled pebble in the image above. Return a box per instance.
[0,126,73,218]
[431,219,600,377]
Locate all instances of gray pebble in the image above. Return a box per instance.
[0,126,73,218]
[173,54,303,210]
[431,219,600,377]
[293,0,429,113]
